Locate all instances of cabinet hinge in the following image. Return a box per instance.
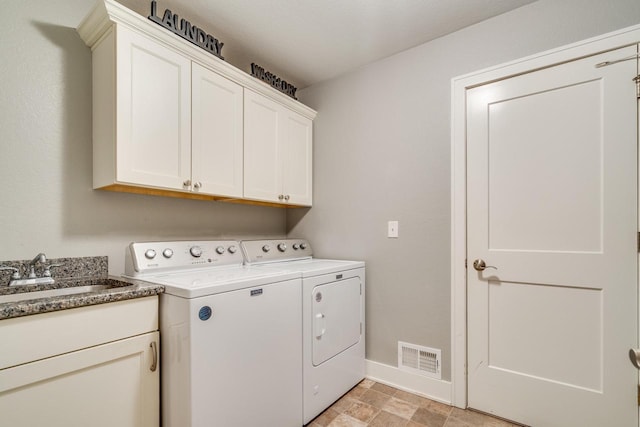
[634,75,640,99]
[360,322,362,334]
[637,232,640,253]
[637,385,640,406]
[465,259,468,269]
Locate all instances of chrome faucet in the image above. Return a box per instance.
[0,253,62,286]
[27,253,47,279]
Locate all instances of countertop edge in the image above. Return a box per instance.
[0,280,164,320]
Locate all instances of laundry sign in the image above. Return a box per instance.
[250,63,298,99]
[148,0,224,60]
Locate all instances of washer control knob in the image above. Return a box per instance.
[228,245,238,254]
[277,243,287,252]
[190,246,203,258]
[144,249,157,260]
[300,243,308,250]
[293,243,300,250]
[162,248,174,258]
[216,246,225,255]
[262,245,271,253]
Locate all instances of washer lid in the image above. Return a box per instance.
[135,265,300,298]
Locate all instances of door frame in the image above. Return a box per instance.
[450,24,640,409]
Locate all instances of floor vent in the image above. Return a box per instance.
[398,341,441,379]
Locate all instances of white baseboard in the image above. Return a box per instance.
[365,359,452,405]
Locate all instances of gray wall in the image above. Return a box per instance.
[0,0,285,276]
[289,0,640,381]
[4,0,640,384]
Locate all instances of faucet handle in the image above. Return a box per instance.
[0,266,21,280]
[43,263,64,278]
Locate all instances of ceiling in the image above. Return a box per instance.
[123,0,537,89]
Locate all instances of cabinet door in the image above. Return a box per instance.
[192,63,244,197]
[116,26,191,190]
[243,89,282,203]
[0,332,159,427]
[282,110,313,206]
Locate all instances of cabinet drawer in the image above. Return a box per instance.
[0,296,158,369]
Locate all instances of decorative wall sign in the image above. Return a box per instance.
[251,63,297,99]
[148,0,224,60]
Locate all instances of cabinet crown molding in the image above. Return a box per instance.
[77,0,317,120]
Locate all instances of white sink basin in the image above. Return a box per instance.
[0,284,132,304]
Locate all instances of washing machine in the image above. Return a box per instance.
[124,240,302,427]
[241,239,365,425]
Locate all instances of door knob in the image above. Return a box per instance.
[629,349,640,369]
[473,259,497,271]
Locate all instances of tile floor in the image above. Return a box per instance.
[307,379,520,427]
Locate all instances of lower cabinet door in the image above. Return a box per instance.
[0,331,159,427]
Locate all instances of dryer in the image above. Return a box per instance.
[241,239,365,424]
[124,240,302,427]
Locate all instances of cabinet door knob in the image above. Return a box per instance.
[183,179,191,188]
[193,182,202,190]
[284,195,290,201]
[278,194,284,200]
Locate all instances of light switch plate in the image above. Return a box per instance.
[388,221,399,238]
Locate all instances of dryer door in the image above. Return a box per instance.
[312,277,362,366]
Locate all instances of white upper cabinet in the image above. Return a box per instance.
[113,26,192,191]
[79,0,315,206]
[244,89,313,206]
[192,63,244,198]
[244,90,282,202]
[282,109,313,206]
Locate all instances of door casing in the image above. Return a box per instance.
[450,23,640,409]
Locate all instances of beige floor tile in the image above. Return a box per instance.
[331,396,357,413]
[347,385,368,399]
[312,408,340,426]
[411,406,447,427]
[344,402,379,423]
[382,397,418,419]
[448,408,514,427]
[360,378,375,388]
[425,400,453,417]
[368,410,410,427]
[442,417,472,427]
[328,414,368,427]
[359,389,392,409]
[370,382,398,396]
[393,389,433,407]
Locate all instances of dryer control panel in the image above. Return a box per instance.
[241,239,313,264]
[125,240,243,276]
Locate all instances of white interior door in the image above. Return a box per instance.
[467,45,638,426]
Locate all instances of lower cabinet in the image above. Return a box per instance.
[0,297,159,427]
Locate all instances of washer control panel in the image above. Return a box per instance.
[125,240,243,276]
[241,239,312,263]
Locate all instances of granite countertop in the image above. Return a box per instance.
[0,255,163,320]
[0,277,164,320]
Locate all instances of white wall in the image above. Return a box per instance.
[289,0,640,381]
[0,0,285,276]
